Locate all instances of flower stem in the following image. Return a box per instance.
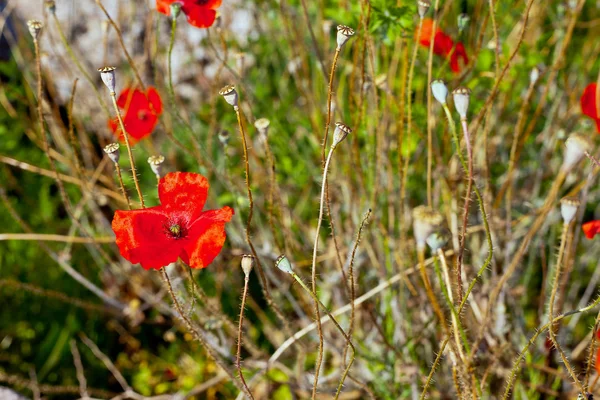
[309,146,336,399]
[167,16,177,108]
[290,271,355,400]
[235,274,254,400]
[114,163,131,210]
[160,268,250,396]
[442,104,494,314]
[110,93,145,208]
[548,221,585,395]
[321,48,340,164]
[502,293,600,398]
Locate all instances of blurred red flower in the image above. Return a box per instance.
[112,172,234,270]
[156,0,222,28]
[109,87,163,144]
[418,18,468,73]
[583,220,600,239]
[581,83,600,133]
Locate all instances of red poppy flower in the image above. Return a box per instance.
[156,0,222,28]
[581,83,600,133]
[417,18,469,73]
[109,87,163,144]
[112,172,234,270]
[583,220,600,239]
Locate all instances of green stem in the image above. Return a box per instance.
[291,272,355,400]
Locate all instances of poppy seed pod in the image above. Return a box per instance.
[275,255,293,274]
[241,254,254,276]
[412,206,443,251]
[98,66,117,94]
[431,80,448,105]
[219,85,238,109]
[45,0,56,14]
[169,3,182,19]
[148,155,165,178]
[333,122,352,148]
[254,118,270,137]
[218,130,230,146]
[452,87,471,120]
[562,132,592,171]
[560,196,580,224]
[530,66,540,85]
[27,20,43,40]
[104,143,120,163]
[417,0,431,19]
[457,13,470,33]
[426,230,449,252]
[336,25,355,50]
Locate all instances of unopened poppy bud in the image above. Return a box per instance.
[560,196,580,224]
[45,0,56,14]
[431,80,448,105]
[530,66,540,85]
[426,230,449,252]
[104,143,120,163]
[147,155,165,178]
[98,66,117,94]
[27,20,43,40]
[219,85,238,109]
[254,118,270,137]
[332,122,352,148]
[241,255,254,276]
[452,87,471,120]
[457,13,470,33]
[218,130,230,146]
[275,255,293,274]
[417,0,431,19]
[169,3,182,19]
[562,132,592,171]
[412,206,443,251]
[336,25,355,50]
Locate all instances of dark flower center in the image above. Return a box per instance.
[194,0,210,4]
[165,222,187,240]
[137,109,149,120]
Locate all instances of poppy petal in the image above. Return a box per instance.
[582,83,600,119]
[112,207,183,270]
[181,206,234,269]
[418,18,436,47]
[450,42,469,73]
[158,172,209,219]
[182,4,217,28]
[147,87,163,116]
[583,220,600,239]
[156,0,176,15]
[595,118,600,133]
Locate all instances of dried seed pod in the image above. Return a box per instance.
[336,25,355,50]
[104,143,120,163]
[98,66,117,94]
[452,87,471,120]
[332,122,352,148]
[412,206,443,250]
[241,254,254,276]
[417,0,431,19]
[563,132,592,171]
[254,118,270,137]
[560,196,580,224]
[147,155,165,178]
[27,20,43,40]
[219,84,238,109]
[431,80,448,105]
[275,255,293,274]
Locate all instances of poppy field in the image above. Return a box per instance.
[2,0,600,399]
